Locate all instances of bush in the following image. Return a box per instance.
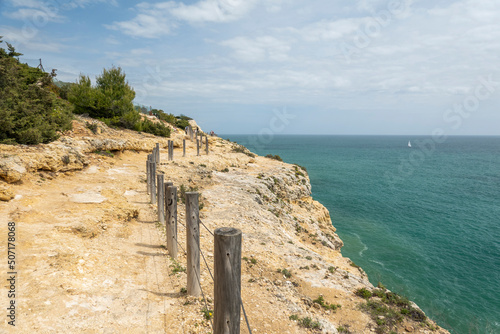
[0,38,73,145]
[69,66,135,119]
[265,154,283,161]
[355,288,373,299]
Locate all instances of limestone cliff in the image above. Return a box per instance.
[0,117,449,334]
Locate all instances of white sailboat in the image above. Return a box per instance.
[408,140,412,148]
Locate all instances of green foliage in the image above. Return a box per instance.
[0,39,73,145]
[154,109,177,125]
[277,268,292,278]
[86,122,98,134]
[289,315,321,329]
[232,144,256,157]
[265,154,283,161]
[169,259,186,275]
[201,307,213,321]
[93,150,114,157]
[69,66,135,119]
[298,317,321,329]
[359,288,429,333]
[134,118,171,137]
[355,288,373,299]
[178,184,200,204]
[312,295,341,311]
[337,325,352,333]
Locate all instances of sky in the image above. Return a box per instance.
[1,0,499,135]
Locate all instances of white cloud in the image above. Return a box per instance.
[0,25,62,52]
[170,0,258,23]
[107,0,259,38]
[106,12,175,38]
[221,35,291,62]
[4,8,65,22]
[292,19,365,42]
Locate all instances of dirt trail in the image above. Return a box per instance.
[0,150,203,333]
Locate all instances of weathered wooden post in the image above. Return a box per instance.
[166,185,178,259]
[155,143,160,163]
[148,160,154,200]
[167,141,170,160]
[157,174,165,223]
[170,140,174,161]
[196,139,200,156]
[151,161,157,204]
[205,137,209,155]
[183,139,186,157]
[214,227,242,334]
[186,192,200,296]
[146,155,151,195]
[189,126,194,141]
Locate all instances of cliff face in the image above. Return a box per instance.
[0,117,449,334]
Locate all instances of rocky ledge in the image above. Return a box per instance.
[0,117,449,334]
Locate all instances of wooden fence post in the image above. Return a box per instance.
[214,227,242,334]
[157,174,165,223]
[170,140,174,161]
[166,185,178,259]
[205,137,209,155]
[186,192,200,296]
[196,139,200,156]
[148,160,153,199]
[183,139,186,157]
[151,161,157,204]
[146,155,151,195]
[156,143,160,163]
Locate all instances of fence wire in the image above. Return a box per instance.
[146,151,253,333]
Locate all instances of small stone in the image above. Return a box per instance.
[301,296,313,306]
[0,184,14,201]
[405,325,414,332]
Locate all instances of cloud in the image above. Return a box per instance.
[106,11,175,38]
[220,36,291,62]
[169,0,258,23]
[4,8,65,23]
[0,25,62,52]
[291,19,365,42]
[107,0,259,38]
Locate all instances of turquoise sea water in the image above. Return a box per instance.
[224,135,500,334]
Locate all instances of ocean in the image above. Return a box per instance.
[223,135,500,334]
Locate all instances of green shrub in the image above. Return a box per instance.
[0,38,73,145]
[298,317,321,329]
[313,295,341,311]
[277,268,292,278]
[265,154,283,161]
[355,288,372,299]
[69,66,135,119]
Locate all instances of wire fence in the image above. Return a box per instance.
[145,141,252,333]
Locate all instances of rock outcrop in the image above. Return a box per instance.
[0,116,449,334]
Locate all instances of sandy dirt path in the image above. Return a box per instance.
[0,150,205,333]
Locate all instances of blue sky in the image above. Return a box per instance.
[1,0,499,135]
